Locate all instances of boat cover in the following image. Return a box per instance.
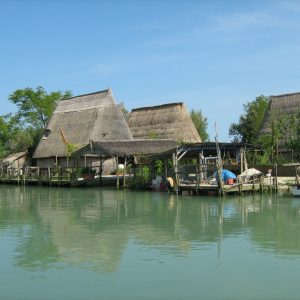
[240,168,261,177]
[215,169,237,182]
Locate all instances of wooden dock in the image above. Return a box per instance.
[178,180,268,196]
[0,167,126,187]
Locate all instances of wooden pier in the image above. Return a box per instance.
[0,166,125,187]
[178,182,265,196]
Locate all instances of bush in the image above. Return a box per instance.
[130,165,151,190]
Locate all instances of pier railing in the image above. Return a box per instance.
[0,166,101,186]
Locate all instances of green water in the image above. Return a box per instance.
[0,185,300,300]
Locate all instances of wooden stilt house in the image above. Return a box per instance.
[33,89,133,171]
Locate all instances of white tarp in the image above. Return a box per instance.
[240,168,262,177]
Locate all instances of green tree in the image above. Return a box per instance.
[9,86,72,129]
[229,95,269,144]
[283,111,300,157]
[0,115,10,157]
[263,111,289,162]
[190,109,209,141]
[0,87,72,158]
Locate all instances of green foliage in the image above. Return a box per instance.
[190,109,209,141]
[285,111,300,153]
[148,131,162,139]
[9,86,72,129]
[66,143,80,156]
[229,95,269,144]
[256,110,291,163]
[131,165,151,190]
[154,160,164,176]
[0,115,11,157]
[0,87,72,159]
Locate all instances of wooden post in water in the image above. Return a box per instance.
[116,155,120,189]
[275,163,278,192]
[198,153,202,184]
[240,149,244,175]
[173,152,179,194]
[259,174,264,193]
[123,156,127,187]
[99,156,103,186]
[215,126,225,197]
[48,167,51,186]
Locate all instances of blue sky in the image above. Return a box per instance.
[1,0,300,140]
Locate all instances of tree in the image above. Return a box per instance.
[9,86,72,129]
[283,111,300,156]
[0,87,72,158]
[229,95,269,144]
[0,115,10,157]
[190,109,209,142]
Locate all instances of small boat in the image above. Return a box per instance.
[290,185,300,197]
[283,163,300,197]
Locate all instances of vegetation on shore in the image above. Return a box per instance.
[0,87,72,158]
[229,95,300,164]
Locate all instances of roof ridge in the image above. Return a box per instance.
[64,88,111,101]
[131,102,183,112]
[271,92,300,98]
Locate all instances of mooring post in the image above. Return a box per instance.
[259,175,264,193]
[123,156,127,187]
[275,163,278,192]
[116,155,120,189]
[173,152,179,194]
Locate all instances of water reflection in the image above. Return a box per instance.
[0,185,300,273]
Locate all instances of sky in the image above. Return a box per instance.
[1,0,300,141]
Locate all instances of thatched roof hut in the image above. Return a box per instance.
[128,103,202,143]
[33,89,133,160]
[1,151,27,168]
[73,139,178,158]
[259,92,300,153]
[259,92,300,136]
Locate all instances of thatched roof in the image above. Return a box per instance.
[259,92,300,151]
[1,151,26,164]
[73,139,178,157]
[128,103,202,143]
[259,92,300,135]
[33,89,133,158]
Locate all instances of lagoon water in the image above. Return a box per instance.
[0,185,300,300]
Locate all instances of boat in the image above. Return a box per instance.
[283,163,300,197]
[290,185,300,197]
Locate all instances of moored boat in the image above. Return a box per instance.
[290,185,300,197]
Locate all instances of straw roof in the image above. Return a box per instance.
[128,103,202,143]
[1,151,26,164]
[259,92,300,150]
[259,92,300,135]
[73,139,178,157]
[33,89,133,158]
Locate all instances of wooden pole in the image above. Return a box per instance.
[215,132,224,197]
[173,152,178,193]
[240,149,244,174]
[259,174,264,193]
[116,155,120,189]
[275,163,278,192]
[99,156,103,186]
[123,156,127,187]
